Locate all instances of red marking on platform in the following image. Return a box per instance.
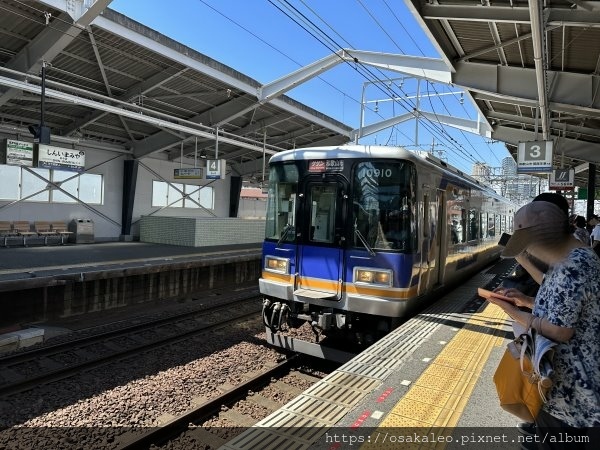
[329,443,342,450]
[350,410,371,429]
[376,387,394,402]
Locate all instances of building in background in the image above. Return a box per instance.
[471,157,546,205]
[238,186,267,219]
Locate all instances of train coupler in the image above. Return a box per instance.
[262,299,289,333]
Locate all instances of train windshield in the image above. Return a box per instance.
[352,161,416,251]
[265,163,299,242]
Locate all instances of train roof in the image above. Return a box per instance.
[269,145,414,162]
[269,145,508,201]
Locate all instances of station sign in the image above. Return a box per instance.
[205,159,226,179]
[36,144,85,172]
[1,139,34,166]
[174,167,202,179]
[517,140,553,173]
[549,168,575,191]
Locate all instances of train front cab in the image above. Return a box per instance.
[259,157,443,349]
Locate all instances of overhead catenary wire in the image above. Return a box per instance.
[270,0,483,167]
[356,0,496,166]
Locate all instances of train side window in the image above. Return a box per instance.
[488,214,496,238]
[495,214,502,238]
[480,213,487,239]
[460,208,467,243]
[423,194,430,238]
[468,208,479,242]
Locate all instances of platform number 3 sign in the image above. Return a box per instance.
[517,140,553,173]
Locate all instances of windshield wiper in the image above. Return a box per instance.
[276,223,293,247]
[354,226,376,256]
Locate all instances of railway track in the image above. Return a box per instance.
[114,355,335,450]
[116,356,298,449]
[0,288,261,397]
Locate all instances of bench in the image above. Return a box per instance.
[2,220,75,246]
[34,221,60,245]
[50,221,73,245]
[12,221,37,246]
[0,221,17,247]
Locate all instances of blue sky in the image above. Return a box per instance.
[109,0,509,173]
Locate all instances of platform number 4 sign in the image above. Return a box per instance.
[206,159,222,179]
[517,140,553,173]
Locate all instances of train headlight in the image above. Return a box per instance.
[264,256,290,274]
[374,271,391,284]
[353,267,393,287]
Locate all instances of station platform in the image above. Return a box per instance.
[0,241,261,289]
[223,260,540,450]
[0,241,262,340]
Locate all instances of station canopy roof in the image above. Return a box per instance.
[404,0,600,188]
[0,0,351,179]
[2,0,600,188]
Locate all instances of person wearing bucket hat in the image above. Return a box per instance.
[495,196,570,311]
[501,199,568,288]
[486,200,600,442]
[502,193,570,287]
[501,201,569,258]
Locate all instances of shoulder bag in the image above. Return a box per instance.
[493,323,556,422]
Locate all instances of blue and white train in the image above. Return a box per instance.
[260,145,514,357]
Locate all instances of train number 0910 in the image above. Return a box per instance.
[365,168,393,178]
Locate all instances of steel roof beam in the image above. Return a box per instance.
[0,0,112,108]
[92,11,350,138]
[529,0,550,140]
[457,27,562,63]
[474,92,600,121]
[0,73,279,156]
[454,62,600,112]
[207,50,452,128]
[421,4,600,25]
[493,125,600,164]
[429,0,465,60]
[351,110,490,142]
[61,67,189,137]
[86,24,135,142]
[488,111,600,141]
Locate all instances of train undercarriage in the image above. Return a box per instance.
[262,298,401,362]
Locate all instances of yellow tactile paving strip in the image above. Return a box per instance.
[360,301,509,450]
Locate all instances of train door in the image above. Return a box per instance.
[418,190,442,294]
[433,189,447,286]
[296,176,347,299]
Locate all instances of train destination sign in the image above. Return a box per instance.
[1,139,34,166]
[517,140,553,173]
[36,144,85,172]
[308,159,344,173]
